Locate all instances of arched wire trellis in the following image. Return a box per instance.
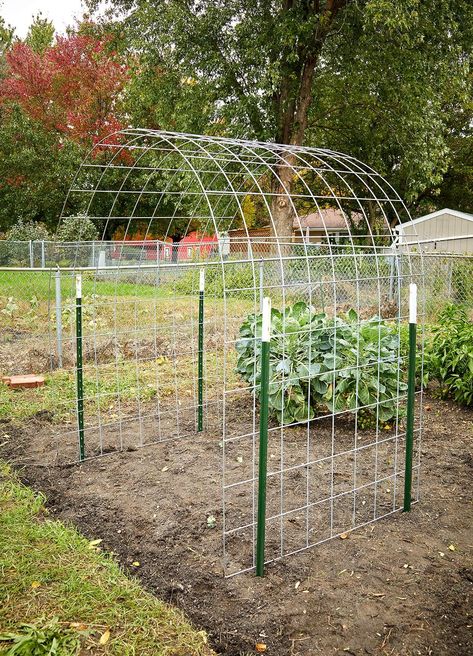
[53,129,424,576]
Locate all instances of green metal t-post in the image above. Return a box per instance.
[403,283,417,511]
[76,273,85,461]
[197,268,205,432]
[256,297,271,576]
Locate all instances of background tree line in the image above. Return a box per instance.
[0,0,471,239]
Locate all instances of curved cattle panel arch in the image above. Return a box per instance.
[58,130,424,576]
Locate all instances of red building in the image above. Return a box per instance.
[110,231,218,262]
[176,231,218,260]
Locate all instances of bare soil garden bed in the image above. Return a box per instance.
[1,394,472,656]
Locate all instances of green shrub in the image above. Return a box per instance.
[425,304,473,406]
[173,262,257,299]
[6,219,50,242]
[56,214,99,242]
[2,220,50,265]
[236,301,406,426]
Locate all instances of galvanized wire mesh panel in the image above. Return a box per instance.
[5,129,464,576]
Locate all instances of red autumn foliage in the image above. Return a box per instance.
[0,33,129,145]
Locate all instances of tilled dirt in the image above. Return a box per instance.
[1,394,472,656]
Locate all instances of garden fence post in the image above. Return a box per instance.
[55,269,63,369]
[259,258,264,312]
[197,268,205,432]
[29,240,34,268]
[76,273,85,461]
[388,254,395,302]
[41,240,46,268]
[256,296,271,576]
[447,260,452,300]
[403,283,417,511]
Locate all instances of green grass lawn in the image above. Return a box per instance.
[0,270,169,302]
[0,462,213,656]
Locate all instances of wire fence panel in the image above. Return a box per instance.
[0,129,471,577]
[2,248,469,572]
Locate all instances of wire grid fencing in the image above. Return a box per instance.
[0,128,468,576]
[1,253,471,573]
[0,239,224,269]
[0,247,431,575]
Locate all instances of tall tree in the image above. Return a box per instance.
[306,0,473,221]
[88,0,472,234]
[88,0,351,237]
[0,31,129,144]
[0,21,131,233]
[25,14,55,54]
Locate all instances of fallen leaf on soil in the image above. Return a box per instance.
[132,561,140,567]
[340,533,349,540]
[88,539,102,549]
[295,580,300,590]
[99,629,110,645]
[161,466,169,472]
[70,622,88,631]
[255,643,267,652]
[207,515,216,528]
[31,580,41,589]
[448,544,456,551]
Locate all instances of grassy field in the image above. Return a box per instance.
[0,461,213,656]
[0,270,174,302]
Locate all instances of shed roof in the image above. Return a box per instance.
[394,208,473,232]
[294,209,361,231]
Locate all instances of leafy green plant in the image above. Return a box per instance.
[236,302,406,426]
[1,296,19,317]
[0,617,87,655]
[55,214,99,243]
[6,219,50,243]
[424,304,473,406]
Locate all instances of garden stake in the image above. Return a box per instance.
[259,258,264,312]
[55,269,63,368]
[76,273,85,461]
[256,296,271,576]
[198,268,205,432]
[403,283,417,511]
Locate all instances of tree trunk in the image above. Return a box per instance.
[270,0,351,253]
[271,152,296,248]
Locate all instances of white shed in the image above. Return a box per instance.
[394,208,473,254]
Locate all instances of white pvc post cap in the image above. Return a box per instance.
[261,296,271,342]
[409,283,417,324]
[76,273,82,299]
[199,268,205,292]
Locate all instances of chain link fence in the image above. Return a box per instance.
[0,242,472,385]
